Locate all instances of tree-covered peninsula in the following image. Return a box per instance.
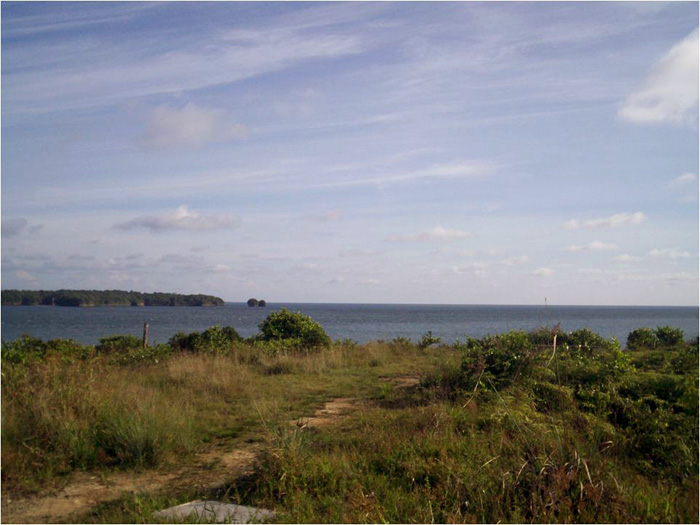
[1,289,224,307]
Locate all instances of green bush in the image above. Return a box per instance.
[168,325,241,354]
[418,331,441,349]
[258,308,331,350]
[565,328,617,355]
[96,335,142,353]
[1,335,47,364]
[654,326,685,348]
[627,328,659,350]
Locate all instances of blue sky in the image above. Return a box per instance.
[1,1,698,305]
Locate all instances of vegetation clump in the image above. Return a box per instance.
[257,307,331,350]
[168,325,242,354]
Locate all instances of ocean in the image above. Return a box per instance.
[1,303,698,346]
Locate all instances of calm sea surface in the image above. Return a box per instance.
[1,303,698,346]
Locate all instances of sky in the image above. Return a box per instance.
[1,1,698,306]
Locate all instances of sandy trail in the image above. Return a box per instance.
[1,444,260,524]
[2,377,420,523]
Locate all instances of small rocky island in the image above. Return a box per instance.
[1,289,224,307]
[247,298,267,307]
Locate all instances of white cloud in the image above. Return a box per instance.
[670,173,698,187]
[614,254,642,262]
[564,212,646,229]
[139,103,248,149]
[619,29,699,125]
[649,248,692,259]
[499,255,530,266]
[116,205,239,232]
[451,262,489,277]
[532,267,553,276]
[566,241,617,252]
[387,225,472,243]
[13,269,39,285]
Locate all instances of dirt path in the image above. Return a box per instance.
[1,444,261,524]
[2,378,419,524]
[2,392,379,524]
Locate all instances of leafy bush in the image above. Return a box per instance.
[627,328,659,350]
[1,334,47,364]
[114,344,172,366]
[258,308,330,350]
[96,335,142,353]
[168,325,241,354]
[391,336,413,347]
[565,328,618,355]
[418,331,441,349]
[654,326,685,349]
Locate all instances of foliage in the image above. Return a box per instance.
[627,327,659,350]
[418,330,441,349]
[654,326,685,348]
[96,335,142,353]
[168,325,242,354]
[257,308,331,350]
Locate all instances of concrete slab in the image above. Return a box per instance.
[154,500,275,523]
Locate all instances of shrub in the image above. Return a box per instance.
[258,308,330,350]
[566,328,617,355]
[391,336,413,347]
[627,328,659,350]
[654,326,684,349]
[96,335,142,354]
[418,331,441,349]
[1,335,47,365]
[168,325,241,354]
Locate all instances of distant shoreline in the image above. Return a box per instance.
[1,289,225,307]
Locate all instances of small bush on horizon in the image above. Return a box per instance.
[418,330,441,349]
[257,308,331,350]
[168,325,242,355]
[96,335,142,354]
[655,326,685,349]
[627,327,659,350]
[391,336,412,347]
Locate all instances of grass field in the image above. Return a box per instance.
[1,319,698,523]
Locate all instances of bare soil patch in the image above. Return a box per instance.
[1,443,260,524]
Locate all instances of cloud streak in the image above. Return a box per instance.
[566,241,617,252]
[115,205,239,233]
[564,212,646,229]
[388,226,472,243]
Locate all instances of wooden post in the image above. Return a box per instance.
[143,322,149,349]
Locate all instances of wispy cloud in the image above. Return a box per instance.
[566,241,617,252]
[670,173,698,186]
[649,248,692,259]
[619,29,699,125]
[115,205,239,233]
[532,267,553,276]
[564,212,646,229]
[615,254,643,262]
[316,161,494,189]
[139,104,248,149]
[388,226,472,243]
[3,11,367,114]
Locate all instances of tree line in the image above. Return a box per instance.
[1,289,224,307]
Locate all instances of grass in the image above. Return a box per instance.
[1,325,698,523]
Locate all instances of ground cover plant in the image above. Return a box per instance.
[1,313,697,523]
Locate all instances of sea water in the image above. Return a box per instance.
[2,303,697,346]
